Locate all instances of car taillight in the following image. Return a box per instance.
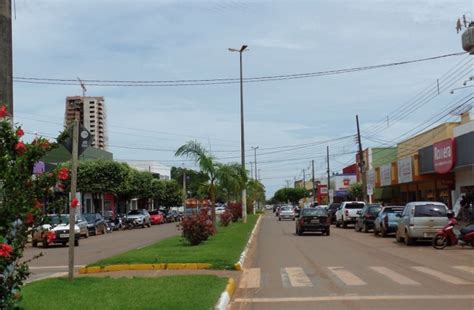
[345,210,349,216]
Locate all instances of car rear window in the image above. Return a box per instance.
[368,206,382,214]
[302,208,327,216]
[414,205,447,217]
[345,203,365,209]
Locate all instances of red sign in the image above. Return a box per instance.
[433,139,455,174]
[343,179,350,187]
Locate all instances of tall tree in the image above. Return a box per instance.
[175,141,218,227]
[216,163,247,202]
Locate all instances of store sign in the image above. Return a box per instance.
[433,139,455,174]
[343,179,350,187]
[397,157,413,184]
[380,164,391,186]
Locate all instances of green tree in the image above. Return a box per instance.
[216,163,247,203]
[247,179,266,212]
[175,141,218,227]
[348,182,363,201]
[273,187,308,205]
[170,167,209,198]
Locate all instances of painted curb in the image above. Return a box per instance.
[79,263,211,274]
[215,278,236,310]
[234,215,262,271]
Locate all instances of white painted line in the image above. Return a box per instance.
[453,266,474,274]
[215,292,230,310]
[30,265,84,270]
[239,268,261,289]
[328,267,366,286]
[280,268,291,288]
[412,266,473,285]
[370,266,420,285]
[284,267,313,287]
[233,294,474,303]
[26,272,68,283]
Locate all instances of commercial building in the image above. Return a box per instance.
[64,96,108,150]
[123,160,171,180]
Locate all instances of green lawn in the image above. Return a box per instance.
[20,276,227,310]
[92,215,258,270]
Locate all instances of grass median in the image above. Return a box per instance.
[20,275,227,310]
[91,215,258,270]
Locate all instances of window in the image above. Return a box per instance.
[345,203,365,209]
[414,205,447,217]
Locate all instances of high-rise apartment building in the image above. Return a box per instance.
[64,96,107,150]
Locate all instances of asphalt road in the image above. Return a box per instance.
[23,222,180,282]
[232,212,474,310]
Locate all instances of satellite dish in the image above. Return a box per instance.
[449,103,473,116]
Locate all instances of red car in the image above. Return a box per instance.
[149,211,164,225]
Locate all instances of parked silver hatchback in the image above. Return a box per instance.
[396,201,448,246]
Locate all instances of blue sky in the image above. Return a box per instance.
[11,0,473,197]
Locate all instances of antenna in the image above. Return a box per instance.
[77,77,87,97]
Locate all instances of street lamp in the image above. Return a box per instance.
[229,45,249,223]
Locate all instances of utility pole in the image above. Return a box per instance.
[250,161,253,179]
[312,160,316,204]
[0,0,13,118]
[251,146,259,181]
[356,115,367,201]
[68,111,79,281]
[327,146,331,203]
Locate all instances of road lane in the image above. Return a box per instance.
[24,222,180,282]
[232,212,474,310]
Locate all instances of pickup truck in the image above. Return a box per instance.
[335,201,366,228]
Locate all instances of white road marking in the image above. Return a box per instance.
[370,266,420,285]
[328,267,366,286]
[239,268,261,289]
[29,265,84,270]
[412,266,473,285]
[284,267,313,287]
[453,266,474,274]
[26,272,68,283]
[233,294,474,303]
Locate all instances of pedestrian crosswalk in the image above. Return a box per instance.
[238,265,474,289]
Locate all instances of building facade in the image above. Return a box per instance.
[64,96,108,150]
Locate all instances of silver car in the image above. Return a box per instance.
[278,206,295,221]
[396,201,448,246]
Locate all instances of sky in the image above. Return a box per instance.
[11,0,474,197]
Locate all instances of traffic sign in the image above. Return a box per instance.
[367,184,373,196]
[61,125,93,155]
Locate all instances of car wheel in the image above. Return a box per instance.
[103,226,107,234]
[74,239,79,247]
[404,231,414,246]
[85,230,89,238]
[94,227,99,236]
[342,221,347,228]
[298,229,304,236]
[43,238,49,248]
[363,223,369,233]
[278,217,281,221]
[373,227,379,236]
[335,220,340,228]
[292,217,295,221]
[326,229,330,236]
[32,240,38,247]
[62,242,67,247]
[381,228,388,238]
[142,222,146,228]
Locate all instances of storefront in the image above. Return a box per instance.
[454,118,474,198]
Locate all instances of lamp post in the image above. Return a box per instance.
[229,45,248,223]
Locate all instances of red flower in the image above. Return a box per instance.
[47,231,56,244]
[34,200,43,210]
[0,243,13,258]
[40,140,49,150]
[15,141,27,155]
[16,127,24,138]
[25,212,34,225]
[58,167,69,181]
[70,198,79,209]
[0,105,7,118]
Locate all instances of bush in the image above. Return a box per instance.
[219,210,232,227]
[179,209,216,245]
[228,203,242,222]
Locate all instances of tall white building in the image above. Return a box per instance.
[64,96,107,150]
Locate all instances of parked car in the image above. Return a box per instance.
[83,213,108,235]
[126,209,152,228]
[149,211,165,225]
[265,204,273,210]
[279,206,295,221]
[166,210,181,222]
[215,206,226,215]
[75,214,89,238]
[354,204,382,233]
[183,208,199,218]
[32,214,80,248]
[396,202,449,246]
[296,207,330,236]
[327,203,341,224]
[373,206,404,237]
[275,206,281,216]
[335,201,366,228]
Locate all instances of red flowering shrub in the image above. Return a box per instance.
[0,104,67,308]
[228,203,242,222]
[179,209,216,245]
[219,210,233,227]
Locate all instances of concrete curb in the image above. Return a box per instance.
[79,263,211,274]
[215,278,236,310]
[234,214,262,271]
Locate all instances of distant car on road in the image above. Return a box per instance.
[354,204,382,233]
[373,206,404,237]
[396,202,449,246]
[279,206,295,221]
[83,213,108,235]
[215,206,226,215]
[126,209,152,228]
[327,203,340,224]
[149,211,165,225]
[32,214,80,248]
[296,207,330,236]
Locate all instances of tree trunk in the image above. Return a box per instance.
[210,182,216,229]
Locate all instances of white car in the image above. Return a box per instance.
[32,215,80,248]
[279,206,295,221]
[215,206,226,215]
[335,201,366,228]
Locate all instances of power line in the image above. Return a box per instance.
[13,52,465,87]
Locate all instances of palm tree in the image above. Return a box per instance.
[216,163,248,203]
[175,141,218,227]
